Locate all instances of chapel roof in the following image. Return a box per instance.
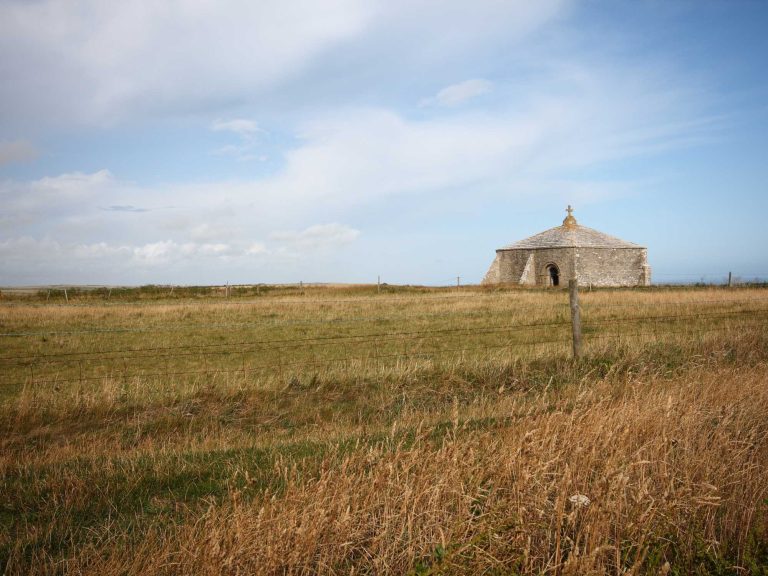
[499,206,643,250]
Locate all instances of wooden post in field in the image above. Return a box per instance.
[457,276,461,291]
[64,288,68,303]
[569,279,582,359]
[728,272,733,287]
[377,275,381,294]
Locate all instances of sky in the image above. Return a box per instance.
[1,0,767,286]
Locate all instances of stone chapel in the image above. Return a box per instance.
[482,206,651,287]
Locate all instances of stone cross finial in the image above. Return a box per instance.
[563,204,577,227]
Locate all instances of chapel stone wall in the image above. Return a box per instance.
[527,247,575,286]
[574,247,650,287]
[487,246,651,287]
[494,250,534,284]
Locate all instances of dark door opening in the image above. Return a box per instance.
[546,264,560,286]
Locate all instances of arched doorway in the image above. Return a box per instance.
[545,264,560,286]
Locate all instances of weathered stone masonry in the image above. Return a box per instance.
[482,207,651,287]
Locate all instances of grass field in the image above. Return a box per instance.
[1,285,767,574]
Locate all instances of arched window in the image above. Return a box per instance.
[545,264,560,286]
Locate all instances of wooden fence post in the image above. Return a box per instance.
[728,271,733,287]
[569,279,582,359]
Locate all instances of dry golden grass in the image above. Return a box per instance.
[66,365,767,575]
[1,285,767,574]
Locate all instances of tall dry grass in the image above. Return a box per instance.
[18,363,767,575]
[2,286,768,574]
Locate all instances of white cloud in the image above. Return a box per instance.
[211,119,263,137]
[251,74,702,209]
[0,0,376,126]
[188,223,239,243]
[0,56,711,253]
[0,0,571,128]
[0,140,38,166]
[0,41,719,284]
[101,205,149,213]
[211,144,267,162]
[271,223,360,250]
[131,241,178,263]
[262,109,520,207]
[33,169,114,195]
[132,240,236,264]
[71,241,127,259]
[420,79,493,108]
[0,237,262,268]
[246,242,268,255]
[1,169,117,218]
[0,169,152,236]
[211,118,268,160]
[0,0,738,286]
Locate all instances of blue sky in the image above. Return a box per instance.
[1,0,767,286]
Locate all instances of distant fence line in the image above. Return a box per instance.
[2,272,768,296]
[1,292,766,389]
[1,317,762,367]
[2,297,768,339]
[1,323,762,390]
[3,288,768,316]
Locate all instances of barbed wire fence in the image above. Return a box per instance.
[2,269,768,303]
[2,279,767,390]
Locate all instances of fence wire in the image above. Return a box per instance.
[2,306,765,364]
[3,296,768,338]
[3,315,765,389]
